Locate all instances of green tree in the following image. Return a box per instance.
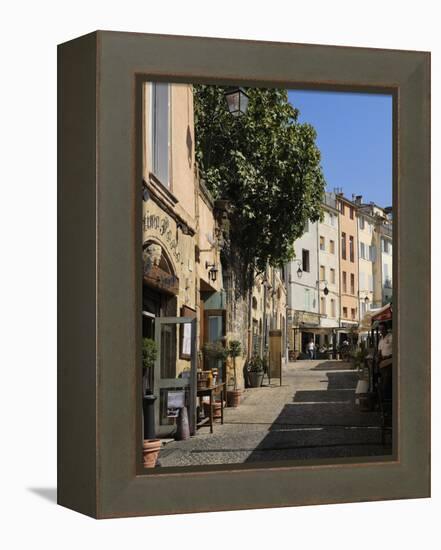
[194,85,326,286]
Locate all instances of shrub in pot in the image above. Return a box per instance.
[142,338,161,468]
[247,355,265,387]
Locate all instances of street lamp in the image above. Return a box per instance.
[288,260,303,282]
[224,87,250,117]
[205,262,218,283]
[317,279,329,295]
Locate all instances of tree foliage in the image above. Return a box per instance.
[193,85,326,285]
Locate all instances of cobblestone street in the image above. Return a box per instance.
[159,359,392,467]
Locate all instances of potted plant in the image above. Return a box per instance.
[142,338,161,468]
[351,342,369,372]
[227,340,242,407]
[202,341,228,367]
[247,355,265,387]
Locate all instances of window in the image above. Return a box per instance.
[151,82,170,187]
[304,289,312,310]
[302,249,310,272]
[360,242,366,259]
[359,217,365,230]
[320,297,326,315]
[320,236,325,251]
[330,268,336,284]
[351,307,357,320]
[349,236,354,262]
[340,202,345,215]
[343,306,348,318]
[329,240,335,254]
[368,275,373,292]
[382,238,391,254]
[331,299,336,318]
[304,220,309,233]
[350,273,355,294]
[349,206,354,220]
[383,263,392,288]
[341,232,346,260]
[330,213,336,226]
[369,245,376,262]
[342,271,347,293]
[320,265,325,280]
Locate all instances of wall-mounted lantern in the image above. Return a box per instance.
[224,87,250,117]
[205,262,218,283]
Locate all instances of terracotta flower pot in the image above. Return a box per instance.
[143,439,161,468]
[203,401,222,421]
[227,389,241,407]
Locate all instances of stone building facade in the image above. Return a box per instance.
[142,82,225,434]
[317,193,341,345]
[358,202,393,309]
[336,193,359,332]
[141,82,287,435]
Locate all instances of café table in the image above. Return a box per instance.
[196,382,225,433]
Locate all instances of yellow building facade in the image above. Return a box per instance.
[337,194,359,330]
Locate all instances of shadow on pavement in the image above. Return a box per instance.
[245,369,391,463]
[310,360,355,371]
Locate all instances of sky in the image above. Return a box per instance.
[288,90,393,208]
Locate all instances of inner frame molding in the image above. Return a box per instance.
[58,30,430,518]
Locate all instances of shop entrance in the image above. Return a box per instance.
[203,309,226,383]
[153,316,198,437]
[301,331,314,354]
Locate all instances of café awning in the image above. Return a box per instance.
[371,302,392,323]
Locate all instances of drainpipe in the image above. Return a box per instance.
[284,263,289,364]
[262,277,267,357]
[337,200,342,350]
[247,289,251,360]
[316,220,321,347]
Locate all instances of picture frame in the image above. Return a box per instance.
[57,30,430,518]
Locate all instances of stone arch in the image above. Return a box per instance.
[142,238,177,277]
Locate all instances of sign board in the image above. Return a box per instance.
[181,322,192,356]
[143,264,179,296]
[166,390,185,418]
[180,306,196,359]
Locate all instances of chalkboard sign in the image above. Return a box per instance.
[167,390,185,418]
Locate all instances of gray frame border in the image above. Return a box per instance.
[58,31,430,518]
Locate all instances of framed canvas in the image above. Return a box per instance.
[57,31,430,518]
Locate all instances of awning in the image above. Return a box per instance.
[359,307,383,331]
[371,303,392,323]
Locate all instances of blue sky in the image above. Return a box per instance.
[288,90,393,208]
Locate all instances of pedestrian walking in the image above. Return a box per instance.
[377,323,393,399]
[307,339,315,360]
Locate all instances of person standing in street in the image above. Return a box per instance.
[377,323,393,399]
[307,338,315,360]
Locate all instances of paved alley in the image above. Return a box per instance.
[159,360,392,467]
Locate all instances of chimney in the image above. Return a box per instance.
[355,195,362,205]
